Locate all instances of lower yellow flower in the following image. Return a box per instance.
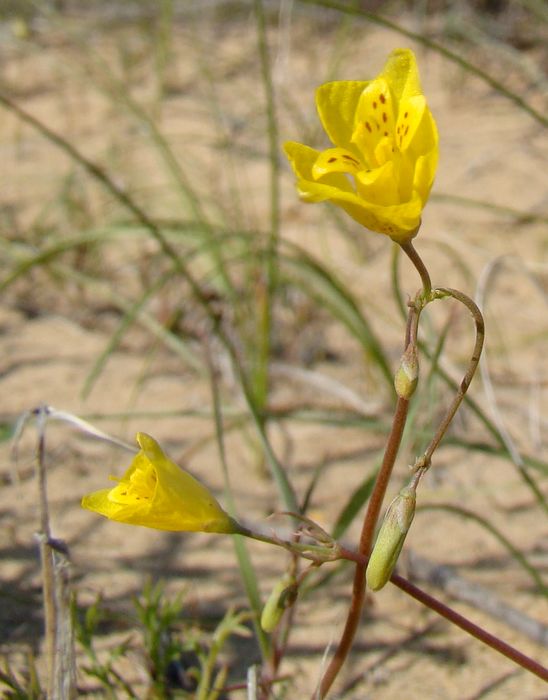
[81,432,237,533]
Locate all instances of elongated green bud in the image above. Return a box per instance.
[394,344,419,399]
[366,486,416,591]
[260,575,298,633]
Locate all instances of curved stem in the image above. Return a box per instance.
[413,286,485,471]
[401,240,432,297]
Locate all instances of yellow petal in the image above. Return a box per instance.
[312,147,362,179]
[379,48,422,103]
[285,146,422,239]
[82,433,237,533]
[352,78,395,166]
[408,106,438,159]
[315,81,368,151]
[356,161,399,207]
[394,95,426,152]
[413,149,438,204]
[284,141,355,203]
[319,186,423,240]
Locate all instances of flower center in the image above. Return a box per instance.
[109,463,157,504]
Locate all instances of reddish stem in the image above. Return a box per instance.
[338,547,548,682]
[316,396,409,698]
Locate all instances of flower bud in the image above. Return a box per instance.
[260,575,298,633]
[366,486,416,591]
[394,344,419,399]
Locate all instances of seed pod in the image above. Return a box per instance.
[394,344,419,399]
[366,486,416,591]
[260,575,298,633]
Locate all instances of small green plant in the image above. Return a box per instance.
[73,581,252,699]
[133,580,191,697]
[0,650,43,700]
[75,595,137,699]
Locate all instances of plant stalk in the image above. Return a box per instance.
[337,547,548,682]
[412,286,485,471]
[316,240,430,698]
[315,395,409,698]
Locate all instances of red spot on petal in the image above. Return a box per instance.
[384,131,388,136]
[365,121,372,133]
[372,101,377,109]
[380,94,386,104]
[404,111,409,118]
[327,157,337,163]
[382,112,387,123]
[404,125,409,136]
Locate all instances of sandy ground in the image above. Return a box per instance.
[0,5,546,699]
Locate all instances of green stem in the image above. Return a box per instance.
[413,286,485,471]
[418,503,546,595]
[253,0,280,412]
[401,239,432,297]
[206,347,272,662]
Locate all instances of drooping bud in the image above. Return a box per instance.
[394,343,419,399]
[260,575,298,633]
[366,485,416,591]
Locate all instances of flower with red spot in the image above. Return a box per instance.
[284,49,438,243]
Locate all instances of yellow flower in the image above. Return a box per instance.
[284,49,438,242]
[81,432,237,533]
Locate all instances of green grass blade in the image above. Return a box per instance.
[281,243,393,386]
[332,465,379,540]
[82,270,176,400]
[207,350,272,661]
[418,503,547,595]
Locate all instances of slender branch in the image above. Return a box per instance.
[413,286,485,471]
[337,547,548,682]
[35,407,57,700]
[391,572,548,682]
[316,396,409,698]
[400,240,432,297]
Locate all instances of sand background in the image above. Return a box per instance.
[0,2,546,698]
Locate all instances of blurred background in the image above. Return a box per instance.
[0,1,546,698]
